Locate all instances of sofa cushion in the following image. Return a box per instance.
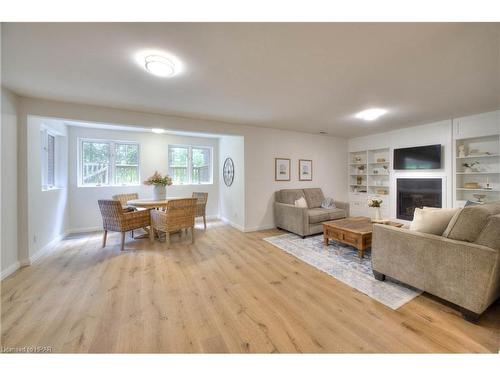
[303,188,325,208]
[294,197,308,208]
[308,208,346,224]
[475,214,500,250]
[276,189,306,205]
[445,202,500,242]
[409,207,460,235]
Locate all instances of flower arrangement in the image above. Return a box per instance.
[367,198,383,208]
[143,171,173,186]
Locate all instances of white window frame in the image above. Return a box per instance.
[78,138,141,187]
[41,129,58,191]
[168,144,213,185]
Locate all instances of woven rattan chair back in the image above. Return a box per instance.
[165,198,197,232]
[192,192,208,229]
[98,200,125,232]
[112,193,139,208]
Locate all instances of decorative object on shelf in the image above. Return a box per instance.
[382,165,389,172]
[223,157,234,187]
[464,182,480,189]
[357,165,365,175]
[458,144,466,158]
[373,169,379,175]
[356,176,363,185]
[298,159,313,181]
[367,197,383,222]
[376,188,388,195]
[275,158,291,181]
[376,158,386,163]
[472,193,487,203]
[354,156,363,163]
[463,161,479,173]
[143,171,173,201]
[485,177,491,190]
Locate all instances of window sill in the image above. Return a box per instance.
[42,187,63,192]
[77,184,142,188]
[171,183,214,187]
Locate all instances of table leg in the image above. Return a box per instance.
[323,233,329,246]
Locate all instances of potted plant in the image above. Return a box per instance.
[144,171,173,200]
[367,197,383,221]
[463,161,479,173]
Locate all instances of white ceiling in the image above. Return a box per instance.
[2,23,499,138]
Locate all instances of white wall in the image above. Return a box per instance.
[67,126,220,232]
[348,120,453,218]
[27,116,69,262]
[219,136,245,230]
[1,87,19,278]
[16,96,348,232]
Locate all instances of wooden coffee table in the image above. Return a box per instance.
[323,216,403,258]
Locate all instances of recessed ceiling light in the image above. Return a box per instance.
[135,49,184,78]
[355,108,387,121]
[152,128,166,134]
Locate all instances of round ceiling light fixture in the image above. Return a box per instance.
[145,55,175,77]
[135,49,184,78]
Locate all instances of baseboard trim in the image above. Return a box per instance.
[66,226,101,235]
[219,216,245,232]
[1,261,21,280]
[22,232,68,267]
[243,224,276,232]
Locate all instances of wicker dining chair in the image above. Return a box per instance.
[150,198,197,247]
[98,200,151,251]
[112,193,139,211]
[192,192,209,229]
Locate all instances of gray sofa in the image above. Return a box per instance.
[372,202,500,322]
[274,188,347,237]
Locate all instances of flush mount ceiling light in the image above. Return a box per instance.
[135,49,184,78]
[151,128,166,134]
[355,108,388,121]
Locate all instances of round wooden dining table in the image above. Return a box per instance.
[127,197,182,209]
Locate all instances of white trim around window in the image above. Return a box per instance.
[78,138,141,187]
[41,129,58,191]
[168,144,213,185]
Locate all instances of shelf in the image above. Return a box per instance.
[368,174,389,176]
[350,184,367,187]
[456,154,500,159]
[456,172,499,175]
[369,185,389,188]
[456,188,500,192]
[349,163,367,166]
[369,162,390,165]
[350,174,366,176]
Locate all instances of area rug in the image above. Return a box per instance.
[263,233,421,309]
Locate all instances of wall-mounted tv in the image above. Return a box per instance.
[394,144,442,170]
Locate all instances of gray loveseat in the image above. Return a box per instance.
[372,202,500,322]
[274,188,348,237]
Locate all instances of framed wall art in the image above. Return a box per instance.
[299,159,313,181]
[275,158,291,181]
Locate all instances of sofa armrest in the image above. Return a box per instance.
[333,201,349,214]
[274,202,308,236]
[372,224,500,314]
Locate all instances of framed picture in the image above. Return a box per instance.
[299,159,313,181]
[275,158,291,181]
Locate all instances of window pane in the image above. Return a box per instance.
[192,147,211,184]
[47,134,55,187]
[115,143,139,184]
[169,146,189,184]
[82,141,110,185]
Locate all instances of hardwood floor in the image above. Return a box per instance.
[1,221,499,353]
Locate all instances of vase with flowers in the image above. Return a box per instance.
[462,161,479,174]
[367,197,383,222]
[144,171,173,200]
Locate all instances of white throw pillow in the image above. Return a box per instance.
[294,197,308,208]
[409,207,460,235]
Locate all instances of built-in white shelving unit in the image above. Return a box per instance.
[453,131,500,206]
[348,148,390,217]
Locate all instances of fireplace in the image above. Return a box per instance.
[397,178,442,220]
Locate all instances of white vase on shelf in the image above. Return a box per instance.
[152,184,167,201]
[372,207,382,221]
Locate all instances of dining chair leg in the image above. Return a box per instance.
[149,227,155,242]
[131,230,134,238]
[203,215,207,230]
[165,232,170,247]
[102,230,108,248]
[121,232,126,251]
[191,226,195,244]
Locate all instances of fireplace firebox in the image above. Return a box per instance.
[397,178,442,221]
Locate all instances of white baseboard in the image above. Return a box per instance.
[1,261,21,280]
[243,224,276,232]
[219,216,245,232]
[219,217,275,233]
[21,232,68,267]
[66,226,101,234]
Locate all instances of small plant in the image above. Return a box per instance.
[143,171,173,186]
[357,165,365,171]
[367,198,383,208]
[463,162,479,168]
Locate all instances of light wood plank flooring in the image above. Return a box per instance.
[1,221,499,353]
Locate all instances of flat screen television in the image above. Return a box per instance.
[394,144,442,170]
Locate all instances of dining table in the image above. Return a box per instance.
[127,197,183,238]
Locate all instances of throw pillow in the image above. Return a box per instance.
[294,197,308,208]
[409,207,460,235]
[321,197,336,209]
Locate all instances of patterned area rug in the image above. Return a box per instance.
[264,233,422,309]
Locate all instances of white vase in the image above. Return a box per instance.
[152,184,166,201]
[372,207,382,221]
[464,167,472,173]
